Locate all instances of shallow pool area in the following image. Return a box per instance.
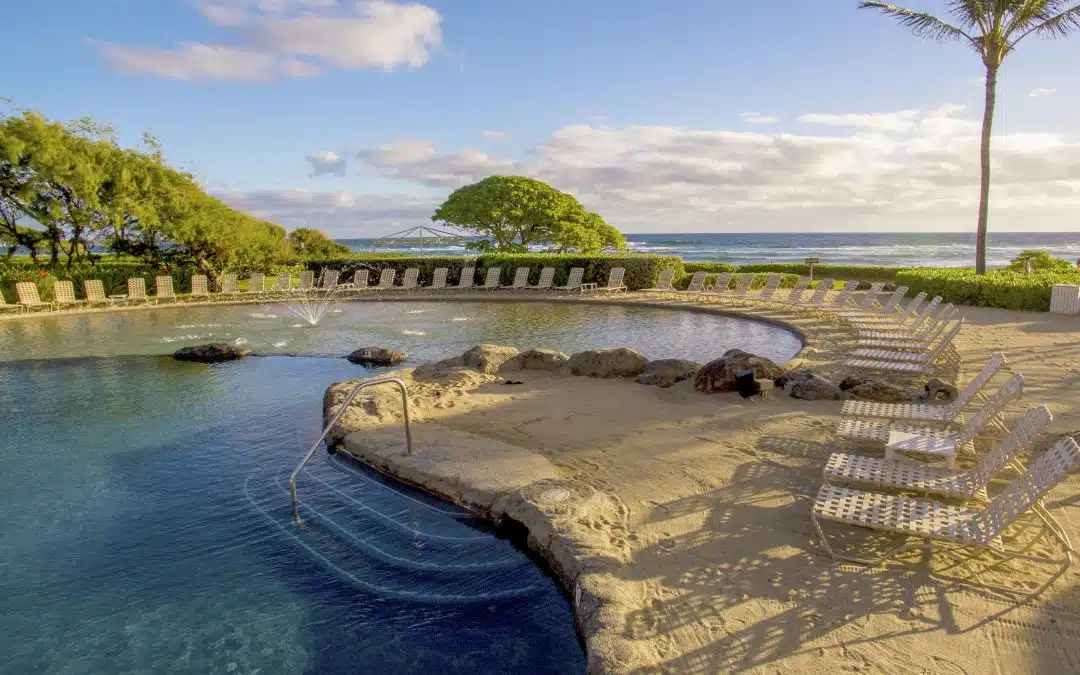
[0,299,802,673]
[0,299,803,364]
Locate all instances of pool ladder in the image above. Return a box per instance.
[290,377,413,525]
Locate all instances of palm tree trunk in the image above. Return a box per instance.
[976,65,998,275]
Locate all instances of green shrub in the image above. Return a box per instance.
[735,262,903,281]
[1006,250,1075,273]
[683,262,738,274]
[302,254,684,290]
[894,268,1080,312]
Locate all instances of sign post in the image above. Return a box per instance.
[805,258,820,281]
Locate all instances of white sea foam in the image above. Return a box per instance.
[273,340,288,348]
[402,329,426,336]
[234,338,249,346]
[176,323,226,329]
[290,323,306,328]
[160,334,203,343]
[406,309,433,314]
[451,317,469,322]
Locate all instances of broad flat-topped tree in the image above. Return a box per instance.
[432,175,626,254]
[858,1,1080,274]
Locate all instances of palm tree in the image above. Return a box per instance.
[858,1,1080,274]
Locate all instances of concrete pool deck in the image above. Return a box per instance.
[323,296,1080,674]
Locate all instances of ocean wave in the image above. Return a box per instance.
[160,334,203,343]
[402,329,427,336]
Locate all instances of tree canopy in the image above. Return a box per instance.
[431,175,626,254]
[858,1,1080,273]
[1007,249,1076,273]
[0,106,291,275]
[288,227,351,258]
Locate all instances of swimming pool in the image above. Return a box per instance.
[0,301,801,673]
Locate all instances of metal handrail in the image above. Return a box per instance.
[290,377,413,525]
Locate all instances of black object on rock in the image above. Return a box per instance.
[735,370,761,399]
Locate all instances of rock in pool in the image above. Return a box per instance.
[635,359,701,388]
[694,349,784,393]
[173,343,251,363]
[346,346,407,367]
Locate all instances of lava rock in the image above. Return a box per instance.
[346,346,407,367]
[848,380,913,403]
[838,375,872,391]
[635,359,702,388]
[462,344,520,374]
[565,347,649,378]
[924,377,960,402]
[173,343,250,363]
[694,349,784,394]
[502,348,570,373]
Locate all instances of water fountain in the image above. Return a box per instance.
[278,270,346,326]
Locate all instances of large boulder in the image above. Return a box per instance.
[635,359,701,388]
[501,348,569,373]
[565,348,649,378]
[849,380,913,403]
[694,349,784,394]
[838,375,872,391]
[775,368,845,400]
[463,344,520,374]
[173,343,250,363]
[346,346,407,367]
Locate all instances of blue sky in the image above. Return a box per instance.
[2,0,1079,235]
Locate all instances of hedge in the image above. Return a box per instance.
[735,262,904,280]
[302,254,685,291]
[893,268,1080,312]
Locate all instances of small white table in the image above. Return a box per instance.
[885,431,956,469]
[579,282,598,294]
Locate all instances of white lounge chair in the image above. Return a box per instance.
[320,269,340,291]
[374,269,396,290]
[792,279,834,310]
[54,280,81,309]
[83,280,112,308]
[767,276,810,306]
[585,267,626,294]
[841,353,1006,425]
[852,295,940,331]
[16,281,50,311]
[839,285,907,319]
[154,276,176,303]
[399,268,419,291]
[529,267,555,291]
[0,288,21,313]
[857,304,956,343]
[340,269,369,293]
[190,274,210,301]
[835,372,1023,456]
[819,280,860,315]
[851,312,963,360]
[811,436,1080,590]
[844,319,964,374]
[452,266,475,290]
[127,278,149,304]
[673,271,709,300]
[728,273,755,300]
[555,267,584,293]
[244,273,263,295]
[824,405,1052,501]
[751,273,782,303]
[480,267,502,290]
[510,267,530,290]
[272,272,291,294]
[429,268,448,290]
[219,273,239,297]
[647,268,676,294]
[298,270,315,292]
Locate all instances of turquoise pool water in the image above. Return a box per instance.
[0,301,800,673]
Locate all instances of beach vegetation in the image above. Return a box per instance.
[858,0,1080,275]
[432,175,626,254]
[288,228,351,258]
[1006,249,1075,273]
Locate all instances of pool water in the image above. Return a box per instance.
[0,357,584,673]
[0,299,803,364]
[0,300,801,674]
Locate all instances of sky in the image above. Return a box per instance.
[2,0,1079,237]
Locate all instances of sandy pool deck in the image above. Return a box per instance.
[324,296,1080,674]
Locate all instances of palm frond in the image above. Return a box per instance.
[944,0,992,31]
[858,2,981,46]
[1029,3,1080,37]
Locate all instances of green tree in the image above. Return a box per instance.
[288,227,350,257]
[858,1,1080,274]
[1006,249,1075,272]
[432,175,624,253]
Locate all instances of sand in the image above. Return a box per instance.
[324,295,1080,674]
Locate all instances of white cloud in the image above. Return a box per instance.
[480,130,507,140]
[215,187,437,231]
[225,102,1080,235]
[1030,87,1057,98]
[797,110,921,133]
[97,1,441,81]
[740,112,778,125]
[305,151,347,176]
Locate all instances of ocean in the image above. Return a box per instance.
[339,232,1080,269]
